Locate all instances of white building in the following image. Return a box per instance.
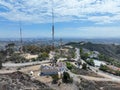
[94,59,106,67]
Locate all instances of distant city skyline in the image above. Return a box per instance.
[0,0,120,38]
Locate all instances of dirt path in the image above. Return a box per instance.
[80,75,113,81]
[68,70,120,83]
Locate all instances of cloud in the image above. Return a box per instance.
[0,0,120,24]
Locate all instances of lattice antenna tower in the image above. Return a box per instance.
[52,0,54,51]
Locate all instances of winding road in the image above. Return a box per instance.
[71,47,120,83]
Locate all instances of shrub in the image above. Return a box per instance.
[0,59,2,69]
[7,53,27,63]
[81,53,89,60]
[86,59,95,66]
[51,74,59,84]
[38,52,49,60]
[115,71,120,76]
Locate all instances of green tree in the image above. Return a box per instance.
[5,43,15,56]
[42,52,49,58]
[82,63,87,70]
[99,64,109,72]
[66,62,73,70]
[81,53,89,60]
[0,50,7,69]
[80,48,83,54]
[0,61,2,69]
[7,53,27,63]
[62,72,73,83]
[86,59,95,66]
[38,52,49,60]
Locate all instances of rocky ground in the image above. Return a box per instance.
[0,71,52,90]
[77,79,120,90]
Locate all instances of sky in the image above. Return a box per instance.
[0,0,120,39]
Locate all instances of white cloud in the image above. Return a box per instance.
[0,0,120,24]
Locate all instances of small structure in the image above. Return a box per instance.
[40,62,66,76]
[64,45,73,49]
[40,65,58,75]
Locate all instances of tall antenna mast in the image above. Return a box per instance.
[51,0,56,66]
[52,0,54,50]
[19,20,23,53]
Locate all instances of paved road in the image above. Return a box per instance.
[79,57,120,82]
[0,60,51,74]
[73,48,120,83]
[0,70,16,74]
[75,48,80,61]
[2,60,51,67]
[89,65,120,82]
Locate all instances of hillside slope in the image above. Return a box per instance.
[66,42,120,60]
[0,71,52,90]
